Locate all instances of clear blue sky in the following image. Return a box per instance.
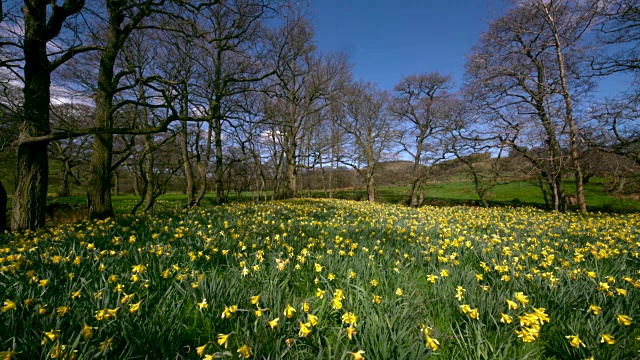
[310,0,629,96]
[311,0,508,91]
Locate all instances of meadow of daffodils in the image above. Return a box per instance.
[1,199,639,359]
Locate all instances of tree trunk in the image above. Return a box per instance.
[113,170,120,196]
[132,165,140,196]
[142,135,155,212]
[547,12,587,213]
[87,132,114,219]
[58,158,71,197]
[283,128,297,199]
[408,135,425,207]
[537,175,549,209]
[12,3,51,231]
[366,172,375,202]
[180,122,196,207]
[0,180,7,233]
[214,117,225,204]
[194,120,213,207]
[87,13,119,220]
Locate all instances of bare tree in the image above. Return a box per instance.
[444,99,509,207]
[465,1,596,212]
[265,13,349,199]
[338,81,397,202]
[189,0,277,204]
[392,73,451,207]
[534,0,599,213]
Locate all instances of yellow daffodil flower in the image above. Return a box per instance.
[566,334,585,348]
[217,333,230,348]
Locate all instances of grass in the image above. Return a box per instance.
[1,199,639,359]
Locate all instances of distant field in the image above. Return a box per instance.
[305,180,640,214]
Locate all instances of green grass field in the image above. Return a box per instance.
[5,178,639,222]
[1,199,639,359]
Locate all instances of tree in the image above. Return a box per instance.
[2,1,96,230]
[189,0,277,205]
[86,1,165,219]
[444,99,509,207]
[392,73,451,207]
[338,81,397,202]
[465,0,597,212]
[534,0,598,213]
[265,14,349,199]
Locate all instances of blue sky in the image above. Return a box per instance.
[310,0,630,96]
[311,0,508,91]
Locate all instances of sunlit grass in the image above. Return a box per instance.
[1,199,639,359]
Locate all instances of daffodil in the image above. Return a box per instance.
[1,299,16,312]
[332,298,343,309]
[237,344,252,358]
[56,306,68,317]
[220,305,233,318]
[566,335,585,348]
[426,335,440,351]
[348,350,365,359]
[82,324,95,340]
[268,317,279,330]
[342,312,358,326]
[284,304,296,318]
[217,333,230,348]
[308,313,318,326]
[469,308,479,319]
[500,313,512,324]
[299,321,312,337]
[41,330,59,344]
[617,314,632,326]
[514,292,529,306]
[506,299,518,310]
[128,301,141,313]
[346,326,357,340]
[196,344,207,356]
[601,333,615,344]
[250,294,260,305]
